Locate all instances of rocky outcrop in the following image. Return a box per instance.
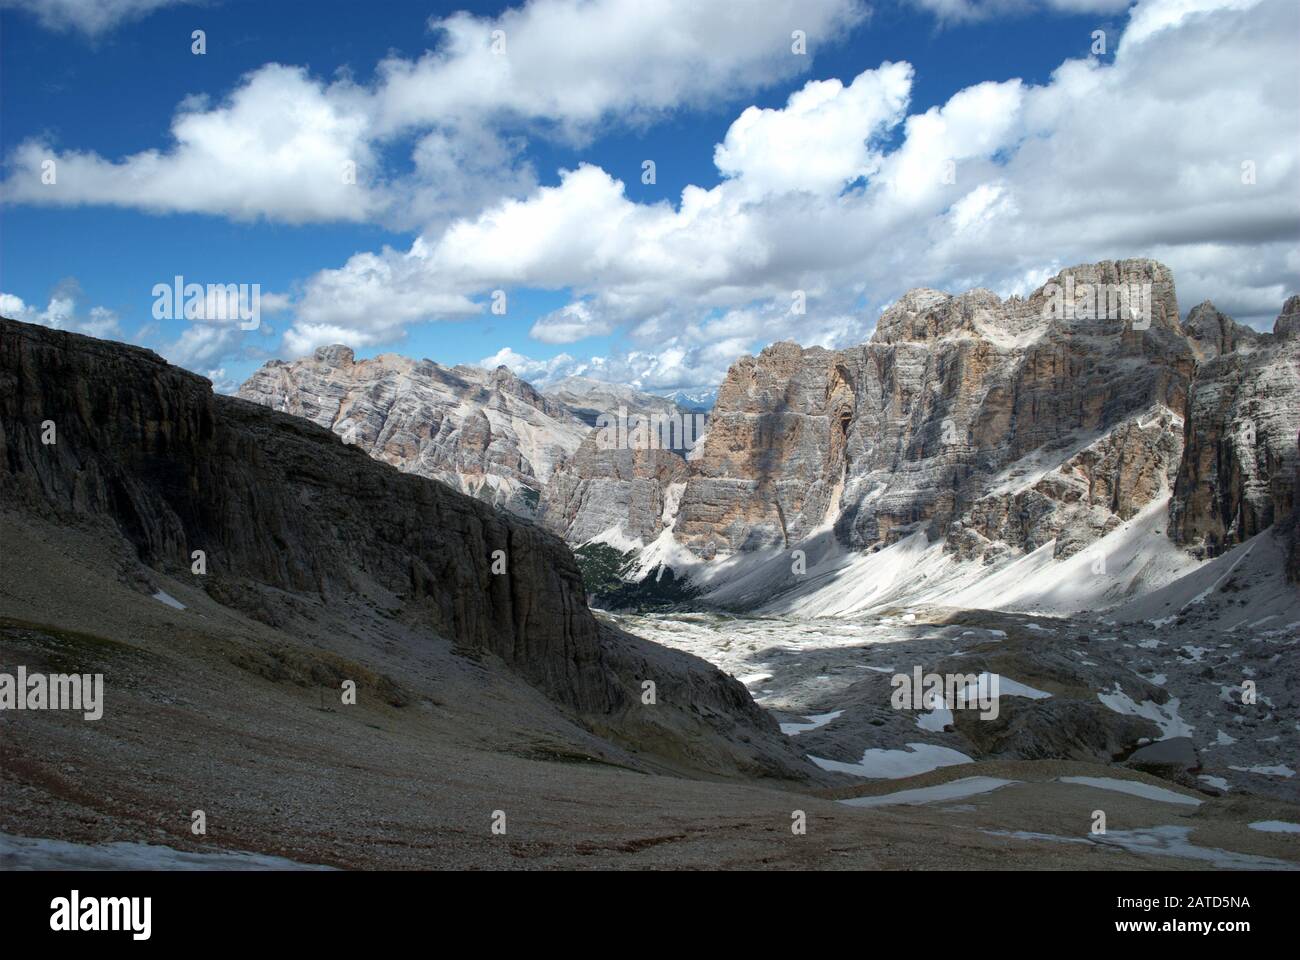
[237,347,589,518]
[540,434,691,545]
[1184,300,1260,361]
[1171,298,1300,565]
[672,260,1195,563]
[0,317,811,778]
[671,341,850,555]
[1275,294,1300,341]
[950,406,1184,561]
[537,378,698,545]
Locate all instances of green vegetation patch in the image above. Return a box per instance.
[573,543,702,612]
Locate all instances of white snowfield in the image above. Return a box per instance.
[809,742,973,779]
[1095,685,1192,739]
[955,673,1052,703]
[1248,816,1300,832]
[840,776,1018,808]
[779,710,843,735]
[151,590,186,610]
[985,826,1298,871]
[687,496,1201,619]
[1249,821,1300,834]
[1229,764,1296,778]
[1057,776,1203,806]
[0,831,335,870]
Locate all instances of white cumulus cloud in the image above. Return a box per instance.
[1,286,121,338]
[2,0,865,226]
[285,0,1298,389]
[0,0,191,35]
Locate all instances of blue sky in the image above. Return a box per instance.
[1,0,1296,394]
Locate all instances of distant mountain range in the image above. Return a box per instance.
[658,388,717,413]
[236,352,687,521]
[235,260,1299,617]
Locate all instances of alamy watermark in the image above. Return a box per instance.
[152,275,260,330]
[50,891,150,940]
[891,668,1000,721]
[1042,276,1152,330]
[594,406,708,452]
[0,667,103,720]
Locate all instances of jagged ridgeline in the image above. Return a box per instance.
[231,259,1299,614]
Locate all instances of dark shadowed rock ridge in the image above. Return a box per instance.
[0,317,811,780]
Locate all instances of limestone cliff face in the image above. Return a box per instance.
[539,434,691,545]
[1,320,608,710]
[663,341,850,555]
[1184,300,1261,361]
[950,407,1184,561]
[237,347,588,518]
[1171,297,1300,566]
[0,317,809,778]
[536,380,697,545]
[673,260,1194,562]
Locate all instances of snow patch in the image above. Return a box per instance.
[0,831,334,870]
[841,776,1017,808]
[1097,685,1192,739]
[152,590,185,610]
[1249,821,1300,834]
[779,710,843,736]
[1057,776,1202,806]
[986,825,1296,870]
[1229,764,1295,778]
[809,742,972,779]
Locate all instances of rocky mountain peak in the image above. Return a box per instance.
[238,349,588,517]
[1276,294,1300,340]
[871,288,962,344]
[1184,300,1259,360]
[758,339,807,358]
[1022,259,1180,334]
[664,259,1196,564]
[482,363,562,414]
[487,363,524,387]
[872,260,1181,350]
[312,344,356,366]
[542,375,688,426]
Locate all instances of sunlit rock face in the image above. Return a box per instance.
[238,348,588,518]
[537,378,696,545]
[672,260,1196,562]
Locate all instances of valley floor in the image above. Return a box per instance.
[2,511,1298,870]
